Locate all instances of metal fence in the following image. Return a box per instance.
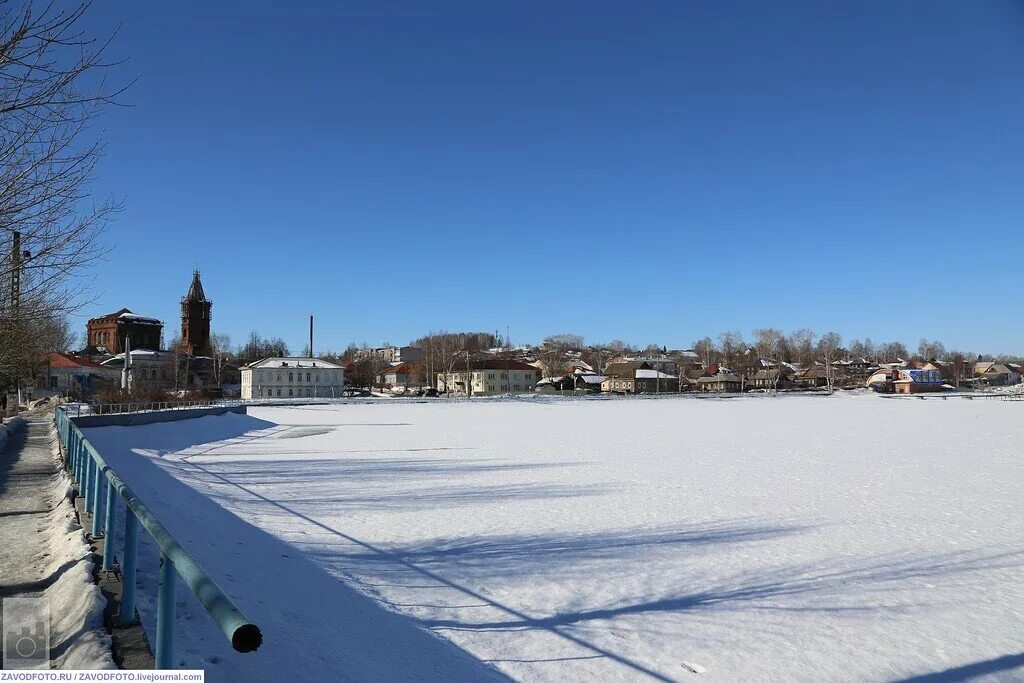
[65,400,245,417]
[54,406,262,669]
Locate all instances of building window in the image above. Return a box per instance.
[288,388,293,397]
[277,373,281,381]
[316,374,320,382]
[306,372,311,382]
[276,388,281,396]
[289,372,294,382]
[514,373,520,380]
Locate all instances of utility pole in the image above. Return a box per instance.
[10,230,20,311]
[8,231,32,408]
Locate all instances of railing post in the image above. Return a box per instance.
[155,552,177,669]
[73,433,81,481]
[77,437,86,485]
[118,509,140,625]
[83,449,93,513]
[91,465,105,538]
[102,480,117,571]
[70,431,78,480]
[69,429,77,478]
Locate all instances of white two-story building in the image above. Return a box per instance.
[241,357,345,399]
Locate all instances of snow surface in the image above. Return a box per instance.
[81,395,1024,681]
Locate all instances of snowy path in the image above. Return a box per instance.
[81,396,1024,681]
[0,413,113,669]
[0,417,55,594]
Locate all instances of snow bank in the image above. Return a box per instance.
[0,415,25,449]
[43,425,116,669]
[0,417,113,668]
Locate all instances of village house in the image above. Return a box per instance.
[241,357,346,399]
[383,362,425,389]
[834,357,875,380]
[904,357,952,380]
[893,368,945,394]
[973,361,1021,387]
[573,369,606,392]
[437,359,539,396]
[34,353,120,398]
[796,366,830,388]
[748,367,793,390]
[694,371,743,393]
[601,361,679,394]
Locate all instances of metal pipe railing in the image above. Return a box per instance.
[54,406,262,667]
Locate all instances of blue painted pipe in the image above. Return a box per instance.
[103,480,117,571]
[156,553,177,669]
[91,465,105,538]
[119,508,139,625]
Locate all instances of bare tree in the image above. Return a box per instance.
[752,328,785,391]
[717,330,744,369]
[0,2,129,396]
[236,331,289,366]
[539,333,583,378]
[692,337,716,366]
[752,328,784,361]
[947,349,971,389]
[786,328,817,366]
[878,340,909,363]
[917,338,946,361]
[817,331,843,393]
[210,332,231,386]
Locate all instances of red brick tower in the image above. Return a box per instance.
[181,269,212,356]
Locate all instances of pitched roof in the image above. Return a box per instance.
[636,369,677,379]
[246,357,344,369]
[751,368,792,380]
[184,269,208,302]
[384,362,422,375]
[88,307,132,323]
[696,372,742,384]
[118,311,162,325]
[603,361,645,378]
[460,358,538,372]
[42,353,110,370]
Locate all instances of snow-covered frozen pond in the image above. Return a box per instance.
[83,394,1024,681]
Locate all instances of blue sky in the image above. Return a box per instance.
[77,1,1024,354]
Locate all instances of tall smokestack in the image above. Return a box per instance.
[309,315,313,358]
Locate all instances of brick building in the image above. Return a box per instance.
[181,270,213,357]
[85,308,163,354]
